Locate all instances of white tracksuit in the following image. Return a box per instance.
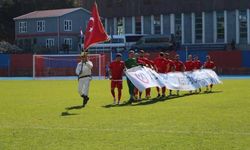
[75,60,93,96]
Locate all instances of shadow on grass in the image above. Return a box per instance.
[133,90,223,106]
[61,111,79,117]
[103,90,223,108]
[102,97,154,108]
[200,90,223,95]
[102,101,132,108]
[65,105,83,110]
[60,105,84,116]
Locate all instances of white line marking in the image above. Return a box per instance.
[1,126,249,136]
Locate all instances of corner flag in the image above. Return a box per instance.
[83,2,109,51]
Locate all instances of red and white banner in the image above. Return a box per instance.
[125,66,222,92]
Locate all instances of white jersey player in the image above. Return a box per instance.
[75,52,93,107]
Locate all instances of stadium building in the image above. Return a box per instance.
[1,0,250,77]
[80,0,250,50]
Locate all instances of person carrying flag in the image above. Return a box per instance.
[75,2,108,107]
[109,53,125,105]
[75,52,93,107]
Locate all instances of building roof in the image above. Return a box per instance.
[14,7,90,20]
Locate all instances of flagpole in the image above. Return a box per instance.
[110,26,113,61]
[80,27,83,52]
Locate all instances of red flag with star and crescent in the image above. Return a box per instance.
[83,2,109,51]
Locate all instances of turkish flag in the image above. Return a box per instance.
[83,2,109,51]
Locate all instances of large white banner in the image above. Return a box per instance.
[125,66,222,92]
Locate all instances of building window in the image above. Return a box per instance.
[46,38,54,48]
[135,16,142,34]
[175,14,182,43]
[217,12,224,40]
[117,17,124,35]
[154,15,161,34]
[64,20,72,31]
[37,20,45,32]
[19,21,27,33]
[239,10,247,39]
[64,38,72,49]
[195,13,203,41]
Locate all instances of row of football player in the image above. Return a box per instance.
[108,50,216,105]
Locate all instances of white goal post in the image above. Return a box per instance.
[32,54,104,79]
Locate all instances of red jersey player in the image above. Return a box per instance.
[137,50,155,69]
[184,54,194,94]
[154,52,168,73]
[135,50,155,100]
[165,52,175,73]
[184,54,194,71]
[193,55,202,93]
[203,55,216,92]
[165,52,175,96]
[203,55,216,70]
[109,53,125,105]
[174,54,185,72]
[185,54,195,94]
[154,52,168,97]
[174,54,185,96]
[193,55,202,70]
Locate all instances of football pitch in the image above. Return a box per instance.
[0,79,250,150]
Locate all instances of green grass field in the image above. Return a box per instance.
[0,79,250,150]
